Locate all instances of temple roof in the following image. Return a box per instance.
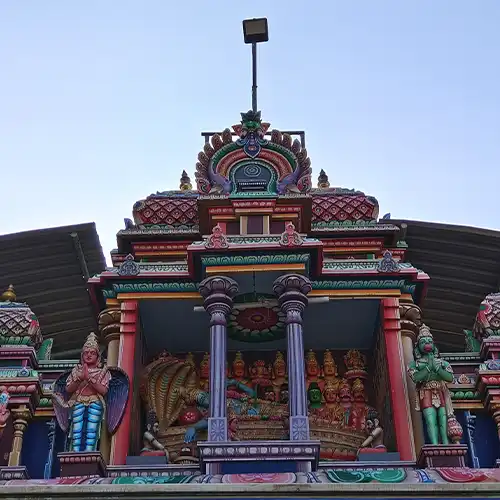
[0,223,106,358]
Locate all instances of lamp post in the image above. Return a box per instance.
[242,17,269,113]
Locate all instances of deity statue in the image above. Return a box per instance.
[344,349,367,373]
[306,350,321,388]
[321,349,340,391]
[0,392,10,440]
[52,333,129,452]
[199,352,210,391]
[141,412,169,460]
[231,352,248,383]
[339,379,353,427]
[308,382,323,411]
[318,380,343,424]
[350,378,369,430]
[408,324,461,445]
[272,351,287,400]
[250,359,271,387]
[358,409,386,452]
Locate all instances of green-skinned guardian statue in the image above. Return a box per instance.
[408,324,462,445]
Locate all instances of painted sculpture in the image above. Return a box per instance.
[408,324,463,445]
[359,409,386,453]
[52,332,129,452]
[139,349,375,462]
[194,110,311,196]
[141,412,169,460]
[0,392,10,440]
[473,292,500,341]
[306,349,376,460]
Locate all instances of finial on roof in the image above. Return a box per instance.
[317,169,330,189]
[1,285,16,302]
[180,170,192,191]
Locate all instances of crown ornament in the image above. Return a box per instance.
[417,324,433,342]
[83,332,99,352]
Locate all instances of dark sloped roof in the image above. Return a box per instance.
[0,223,106,358]
[390,219,500,351]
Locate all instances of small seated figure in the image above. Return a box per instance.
[141,413,169,461]
[358,409,386,454]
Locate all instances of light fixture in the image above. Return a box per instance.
[242,18,269,44]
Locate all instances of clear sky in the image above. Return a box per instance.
[1,1,499,261]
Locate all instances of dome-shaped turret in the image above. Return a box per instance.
[0,285,43,348]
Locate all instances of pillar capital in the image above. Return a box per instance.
[11,406,31,424]
[399,302,422,343]
[98,306,121,345]
[199,276,238,325]
[273,274,311,325]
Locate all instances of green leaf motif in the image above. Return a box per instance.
[325,468,406,483]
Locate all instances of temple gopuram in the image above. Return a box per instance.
[1,109,500,499]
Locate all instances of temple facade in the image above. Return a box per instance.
[0,110,500,498]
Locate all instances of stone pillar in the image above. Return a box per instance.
[199,276,238,441]
[98,306,121,463]
[381,298,415,461]
[399,301,426,455]
[8,407,31,466]
[110,300,138,465]
[273,274,311,440]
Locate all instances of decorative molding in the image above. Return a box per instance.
[202,254,309,267]
[377,250,400,273]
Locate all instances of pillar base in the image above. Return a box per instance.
[207,417,228,441]
[0,466,29,480]
[58,451,107,477]
[290,415,310,440]
[198,439,320,475]
[417,444,468,468]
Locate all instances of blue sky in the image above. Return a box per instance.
[1,2,499,260]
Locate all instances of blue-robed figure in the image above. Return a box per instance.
[52,332,129,452]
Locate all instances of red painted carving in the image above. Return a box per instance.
[311,194,378,222]
[133,197,198,226]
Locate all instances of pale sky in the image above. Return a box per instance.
[1,2,499,261]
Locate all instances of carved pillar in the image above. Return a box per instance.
[99,307,121,367]
[273,274,311,441]
[8,407,31,466]
[98,306,121,463]
[399,301,425,454]
[381,298,415,461]
[199,276,238,441]
[110,300,138,465]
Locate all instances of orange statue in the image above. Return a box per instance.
[350,378,369,430]
[344,349,367,373]
[322,380,344,423]
[250,359,271,386]
[272,351,287,399]
[231,352,248,384]
[339,379,353,427]
[321,349,340,391]
[306,350,321,388]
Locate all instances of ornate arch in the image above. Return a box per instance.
[194,110,312,196]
